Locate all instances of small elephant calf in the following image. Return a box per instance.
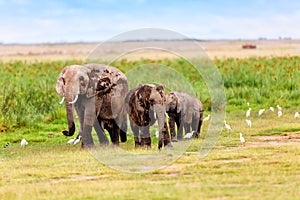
[165,92,204,141]
[125,84,172,149]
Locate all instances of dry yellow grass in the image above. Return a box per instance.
[1,40,300,62]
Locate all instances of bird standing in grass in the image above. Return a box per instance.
[277,105,282,111]
[269,107,275,112]
[239,133,245,145]
[73,136,82,145]
[258,109,265,116]
[67,138,76,144]
[224,121,232,131]
[245,119,252,128]
[20,139,28,147]
[184,131,196,139]
[278,110,283,118]
[155,130,159,138]
[246,108,251,118]
[203,114,211,121]
[294,112,299,119]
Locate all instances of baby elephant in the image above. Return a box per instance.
[125,84,172,149]
[165,92,204,141]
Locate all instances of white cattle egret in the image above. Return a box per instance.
[278,110,283,118]
[183,131,196,139]
[239,133,245,144]
[246,108,251,118]
[203,114,211,121]
[277,105,282,111]
[269,107,274,112]
[67,138,76,144]
[258,109,265,116]
[294,112,299,119]
[224,121,232,131]
[155,130,159,138]
[73,136,82,145]
[20,139,28,147]
[245,119,252,128]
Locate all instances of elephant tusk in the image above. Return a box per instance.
[69,95,78,104]
[59,97,65,104]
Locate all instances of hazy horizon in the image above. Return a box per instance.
[0,37,298,45]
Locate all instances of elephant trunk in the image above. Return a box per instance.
[153,104,166,133]
[165,104,170,112]
[62,89,77,136]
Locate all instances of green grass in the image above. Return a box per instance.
[1,57,300,199]
[1,121,299,199]
[1,56,300,130]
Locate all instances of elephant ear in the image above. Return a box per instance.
[56,66,69,96]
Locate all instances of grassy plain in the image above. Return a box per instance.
[0,40,300,199]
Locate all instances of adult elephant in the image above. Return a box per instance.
[125,84,172,149]
[56,64,128,148]
[165,92,204,141]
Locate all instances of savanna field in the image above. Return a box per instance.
[0,42,300,199]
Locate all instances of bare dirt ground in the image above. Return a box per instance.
[1,39,300,62]
[247,134,300,147]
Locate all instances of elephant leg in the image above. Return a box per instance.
[81,125,94,149]
[119,115,127,143]
[184,123,191,135]
[162,122,172,147]
[191,116,198,132]
[75,106,84,137]
[81,97,96,148]
[104,120,119,146]
[176,117,183,141]
[110,120,120,146]
[158,123,172,149]
[168,116,177,142]
[194,112,203,138]
[140,125,151,149]
[191,118,199,138]
[130,120,140,148]
[94,119,109,145]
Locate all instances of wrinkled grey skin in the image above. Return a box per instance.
[165,91,204,141]
[125,84,172,149]
[56,64,128,148]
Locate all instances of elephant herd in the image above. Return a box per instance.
[56,64,204,149]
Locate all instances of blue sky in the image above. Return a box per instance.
[0,0,299,43]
